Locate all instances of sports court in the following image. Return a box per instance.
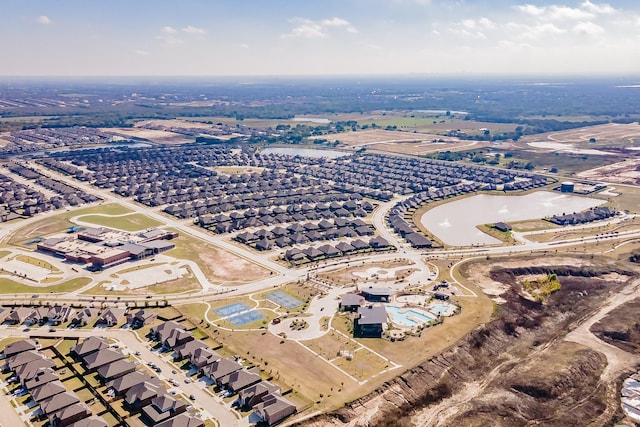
[266,291,303,309]
[227,310,266,326]
[214,302,251,317]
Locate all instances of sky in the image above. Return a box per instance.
[1,0,639,77]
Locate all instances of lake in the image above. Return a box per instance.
[420,191,605,246]
[260,147,348,158]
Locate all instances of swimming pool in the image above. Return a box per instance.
[386,305,434,328]
[430,303,452,316]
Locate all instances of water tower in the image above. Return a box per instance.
[560,181,575,193]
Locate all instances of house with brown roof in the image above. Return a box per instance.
[83,348,126,371]
[150,320,184,342]
[164,328,194,349]
[48,402,91,427]
[69,307,99,327]
[253,393,296,426]
[238,381,281,408]
[47,305,75,325]
[127,309,157,329]
[68,416,108,427]
[6,350,44,371]
[31,380,66,403]
[39,391,80,415]
[95,307,127,327]
[16,358,56,383]
[124,381,162,410]
[70,336,108,359]
[173,339,207,361]
[2,339,36,358]
[142,394,187,424]
[108,371,160,396]
[190,347,221,369]
[220,368,262,394]
[24,367,58,391]
[24,306,50,325]
[155,413,205,427]
[201,358,242,385]
[96,359,136,381]
[4,307,35,325]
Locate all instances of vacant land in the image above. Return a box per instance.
[76,213,163,231]
[0,277,91,294]
[520,122,640,149]
[578,158,640,185]
[165,231,270,284]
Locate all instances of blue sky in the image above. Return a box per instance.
[1,0,639,76]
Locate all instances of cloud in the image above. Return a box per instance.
[182,25,207,36]
[581,1,616,14]
[282,17,358,38]
[451,17,496,39]
[36,15,52,25]
[157,26,182,46]
[515,4,545,16]
[573,21,605,35]
[133,49,151,56]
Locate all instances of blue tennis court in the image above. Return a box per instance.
[214,302,250,317]
[227,310,266,326]
[266,291,303,309]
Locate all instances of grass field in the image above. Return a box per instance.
[0,277,91,294]
[15,254,61,273]
[6,203,133,245]
[76,213,163,231]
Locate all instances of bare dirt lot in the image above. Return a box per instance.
[520,122,640,150]
[577,158,640,185]
[106,127,193,144]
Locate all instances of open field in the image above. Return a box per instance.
[165,229,271,284]
[5,203,133,245]
[76,213,163,231]
[520,122,640,149]
[106,126,193,144]
[0,277,91,294]
[577,158,640,186]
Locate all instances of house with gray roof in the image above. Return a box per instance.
[142,394,187,424]
[339,294,365,312]
[68,416,108,427]
[124,381,162,410]
[24,367,58,391]
[71,336,108,359]
[201,358,242,384]
[97,359,136,381]
[220,368,262,394]
[83,348,126,371]
[95,307,127,327]
[238,381,281,408]
[31,380,66,403]
[253,393,296,426]
[48,402,91,427]
[39,391,80,415]
[2,339,36,358]
[155,413,204,427]
[173,339,208,361]
[108,371,160,396]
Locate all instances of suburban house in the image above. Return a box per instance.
[48,402,91,427]
[164,328,194,349]
[173,339,207,361]
[127,309,157,329]
[238,381,281,408]
[69,307,100,327]
[155,413,205,427]
[190,347,221,369]
[201,358,242,384]
[96,359,136,381]
[253,393,297,426]
[70,337,108,359]
[47,305,76,325]
[24,367,58,391]
[150,320,184,343]
[2,339,36,358]
[15,358,57,383]
[95,307,127,327]
[6,350,45,372]
[82,348,126,371]
[141,394,187,424]
[124,381,162,410]
[4,307,35,325]
[67,416,108,427]
[493,222,512,233]
[108,371,160,396]
[31,380,66,403]
[39,391,80,417]
[219,368,262,394]
[355,305,387,338]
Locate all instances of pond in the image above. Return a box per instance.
[260,146,348,158]
[420,191,605,246]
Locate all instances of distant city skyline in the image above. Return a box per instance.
[1,0,639,77]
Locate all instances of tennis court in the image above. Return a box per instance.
[266,291,303,309]
[227,310,266,327]
[214,302,250,317]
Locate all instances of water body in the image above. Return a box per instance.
[421,191,605,246]
[260,147,348,158]
[291,117,331,124]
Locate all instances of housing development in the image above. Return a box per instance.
[0,76,639,427]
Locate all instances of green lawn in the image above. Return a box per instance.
[0,277,91,295]
[76,213,163,231]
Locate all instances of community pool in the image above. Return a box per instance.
[386,305,434,328]
[430,303,453,316]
